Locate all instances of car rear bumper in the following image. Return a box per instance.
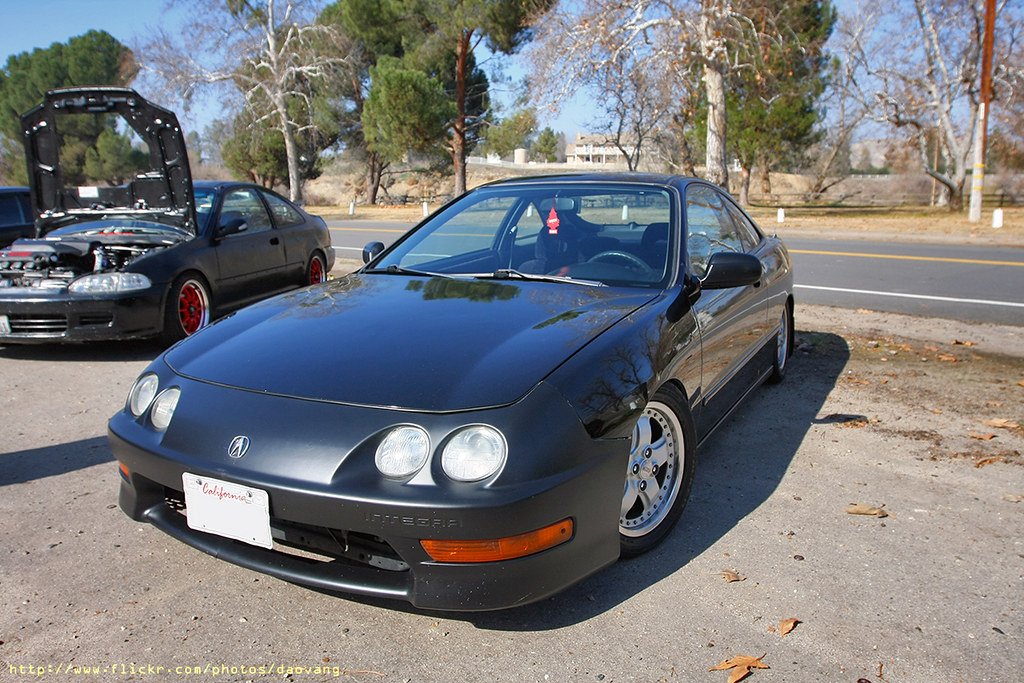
[0,288,164,342]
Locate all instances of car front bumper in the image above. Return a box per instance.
[109,378,626,611]
[0,287,164,342]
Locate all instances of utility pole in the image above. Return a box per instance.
[968,0,996,222]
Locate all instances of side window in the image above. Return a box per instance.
[723,202,762,251]
[261,191,305,228]
[0,194,24,226]
[512,201,544,247]
[685,185,742,277]
[221,188,273,234]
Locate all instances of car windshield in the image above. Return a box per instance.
[371,183,676,288]
[195,187,217,232]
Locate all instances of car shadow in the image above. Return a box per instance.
[0,436,113,486]
[0,339,165,363]
[456,328,850,629]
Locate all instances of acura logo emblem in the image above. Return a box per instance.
[228,435,250,459]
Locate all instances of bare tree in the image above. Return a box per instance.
[140,0,348,201]
[853,0,1022,211]
[806,9,873,196]
[528,0,788,188]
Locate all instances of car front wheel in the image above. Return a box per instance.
[619,385,696,557]
[163,273,211,344]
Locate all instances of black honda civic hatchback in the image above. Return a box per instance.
[109,173,793,610]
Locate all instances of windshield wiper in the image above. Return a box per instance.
[481,269,605,287]
[366,264,453,278]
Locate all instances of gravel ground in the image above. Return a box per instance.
[1,302,1021,682]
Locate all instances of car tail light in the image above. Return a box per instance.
[420,518,573,563]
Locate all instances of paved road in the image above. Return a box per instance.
[787,237,1024,326]
[327,220,1024,326]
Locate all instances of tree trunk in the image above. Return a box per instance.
[757,155,772,197]
[271,85,302,201]
[670,113,696,177]
[738,166,751,205]
[451,29,470,197]
[702,67,728,188]
[365,150,386,205]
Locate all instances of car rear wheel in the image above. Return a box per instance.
[307,252,326,285]
[163,273,211,344]
[619,385,696,557]
[768,301,792,384]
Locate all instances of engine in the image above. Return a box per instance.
[0,238,162,289]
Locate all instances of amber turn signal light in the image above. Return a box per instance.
[420,518,574,563]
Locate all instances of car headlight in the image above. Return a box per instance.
[375,426,430,479]
[150,387,180,432]
[69,272,152,294]
[442,425,507,482]
[127,373,159,417]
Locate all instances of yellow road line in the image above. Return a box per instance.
[790,249,1024,267]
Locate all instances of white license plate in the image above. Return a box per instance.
[182,473,272,549]
[0,315,10,335]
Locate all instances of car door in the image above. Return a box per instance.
[685,184,768,437]
[259,189,311,284]
[213,187,289,305]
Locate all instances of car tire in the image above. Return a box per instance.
[307,252,327,285]
[163,273,211,344]
[767,300,792,384]
[619,384,697,558]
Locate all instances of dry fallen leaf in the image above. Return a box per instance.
[924,345,939,352]
[709,654,769,683]
[779,617,801,636]
[952,339,976,346]
[1017,380,1024,388]
[969,433,997,441]
[721,569,746,583]
[937,354,959,363]
[975,457,1003,468]
[983,418,1021,430]
[845,502,888,517]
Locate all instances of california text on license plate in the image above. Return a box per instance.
[182,473,272,549]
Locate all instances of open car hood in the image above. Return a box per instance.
[21,87,196,237]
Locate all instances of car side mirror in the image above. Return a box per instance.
[363,241,385,264]
[217,213,248,237]
[700,252,761,290]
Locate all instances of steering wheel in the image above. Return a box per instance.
[586,250,657,277]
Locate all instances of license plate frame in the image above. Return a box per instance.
[182,473,272,549]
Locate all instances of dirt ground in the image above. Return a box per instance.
[794,304,1024,470]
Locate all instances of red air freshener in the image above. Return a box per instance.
[546,206,560,234]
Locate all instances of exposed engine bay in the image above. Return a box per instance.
[0,229,183,289]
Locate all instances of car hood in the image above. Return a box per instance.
[21,87,196,236]
[164,274,658,412]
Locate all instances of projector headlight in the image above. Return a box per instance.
[150,387,180,432]
[127,373,159,417]
[442,425,507,482]
[375,426,430,479]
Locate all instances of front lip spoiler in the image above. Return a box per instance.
[142,500,412,601]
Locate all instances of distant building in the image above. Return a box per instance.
[566,133,634,167]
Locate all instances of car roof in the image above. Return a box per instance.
[476,172,700,188]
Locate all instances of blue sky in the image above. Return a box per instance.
[1,0,589,138]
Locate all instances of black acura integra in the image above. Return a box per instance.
[0,88,333,344]
[110,174,794,611]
